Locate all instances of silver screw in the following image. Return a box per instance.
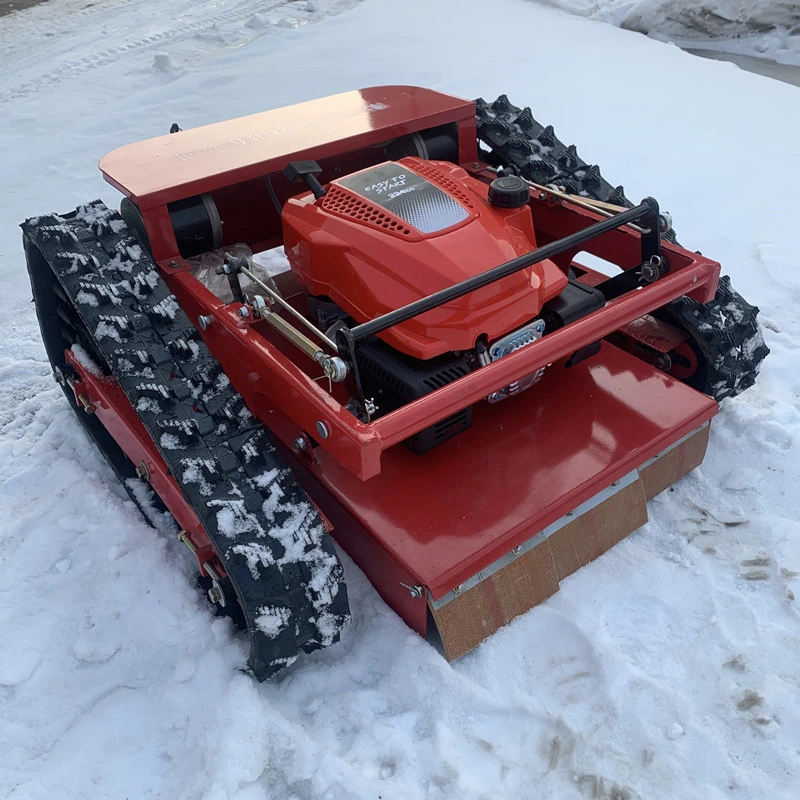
[315,421,329,439]
[135,461,149,481]
[198,314,213,330]
[237,306,250,319]
[208,585,224,606]
[52,367,66,385]
[293,436,307,452]
[512,546,521,555]
[453,584,463,596]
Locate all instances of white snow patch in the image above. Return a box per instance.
[152,52,174,73]
[152,295,180,320]
[179,458,216,497]
[213,499,264,540]
[75,290,98,307]
[72,633,120,664]
[94,318,124,342]
[70,343,103,377]
[159,432,182,450]
[528,0,800,65]
[253,467,279,488]
[228,542,276,580]
[723,466,763,491]
[255,605,292,637]
[0,649,41,686]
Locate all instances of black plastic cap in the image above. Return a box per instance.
[488,175,530,208]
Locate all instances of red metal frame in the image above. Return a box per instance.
[98,85,720,481]
[83,86,723,632]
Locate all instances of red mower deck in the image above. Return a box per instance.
[296,341,716,659]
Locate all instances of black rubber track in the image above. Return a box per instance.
[476,95,768,401]
[22,202,349,680]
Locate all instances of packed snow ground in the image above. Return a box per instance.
[526,0,800,65]
[1,0,799,798]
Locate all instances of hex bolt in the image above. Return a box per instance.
[293,436,307,453]
[77,394,95,414]
[52,367,66,386]
[453,584,463,596]
[511,545,521,555]
[198,314,213,331]
[315,421,329,439]
[237,306,250,319]
[135,461,150,482]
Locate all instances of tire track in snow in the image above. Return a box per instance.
[0,0,359,103]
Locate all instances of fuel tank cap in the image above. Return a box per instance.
[488,174,530,208]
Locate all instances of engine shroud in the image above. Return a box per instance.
[282,157,567,360]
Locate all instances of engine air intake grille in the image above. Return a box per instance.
[408,161,476,211]
[336,161,470,235]
[320,186,412,237]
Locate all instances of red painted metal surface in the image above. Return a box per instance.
[96,86,721,481]
[163,228,718,481]
[86,85,726,636]
[305,342,717,599]
[283,156,567,359]
[276,442,430,637]
[100,86,479,263]
[100,87,476,206]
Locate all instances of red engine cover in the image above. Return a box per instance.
[282,157,568,359]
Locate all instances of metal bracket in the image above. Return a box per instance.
[216,253,246,305]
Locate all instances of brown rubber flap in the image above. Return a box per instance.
[639,425,710,501]
[430,475,650,662]
[547,478,648,582]
[429,542,559,662]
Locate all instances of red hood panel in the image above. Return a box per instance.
[282,157,567,359]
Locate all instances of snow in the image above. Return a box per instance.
[1,0,799,798]
[527,0,800,65]
[69,343,103,377]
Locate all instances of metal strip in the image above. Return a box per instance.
[428,470,639,611]
[639,421,710,470]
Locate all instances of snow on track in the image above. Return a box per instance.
[1,0,799,798]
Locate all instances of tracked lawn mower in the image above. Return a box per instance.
[22,87,768,679]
